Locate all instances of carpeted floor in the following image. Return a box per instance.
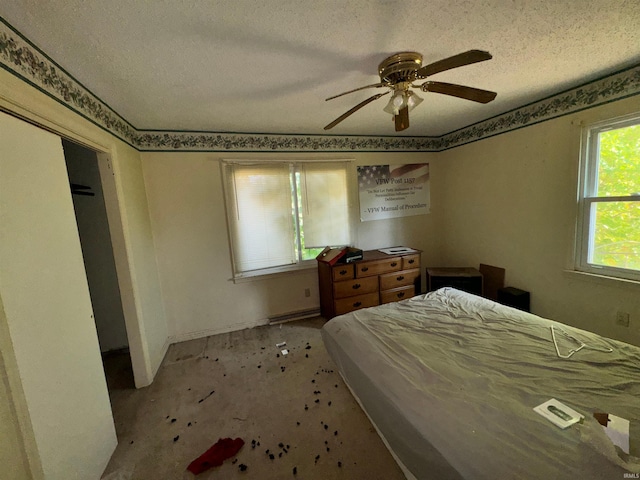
[101,318,405,479]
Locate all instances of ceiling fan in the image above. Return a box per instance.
[324,49,497,132]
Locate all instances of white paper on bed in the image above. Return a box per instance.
[322,288,640,480]
[533,398,583,429]
[599,414,631,454]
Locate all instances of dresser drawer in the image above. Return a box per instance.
[331,263,354,282]
[333,276,379,299]
[318,248,421,320]
[379,268,420,290]
[355,257,401,278]
[402,254,420,270]
[380,285,415,304]
[334,292,379,315]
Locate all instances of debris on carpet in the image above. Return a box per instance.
[197,390,215,403]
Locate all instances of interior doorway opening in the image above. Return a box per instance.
[62,139,135,393]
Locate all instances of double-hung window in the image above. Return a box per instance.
[222,160,353,279]
[576,114,640,281]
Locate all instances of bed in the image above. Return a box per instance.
[321,287,640,479]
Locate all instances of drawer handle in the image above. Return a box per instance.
[408,259,415,264]
[353,301,362,307]
[390,262,398,267]
[339,269,347,275]
[352,283,361,289]
[397,292,405,298]
[397,275,405,281]
[361,267,369,272]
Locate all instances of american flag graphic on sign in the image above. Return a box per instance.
[357,165,391,188]
[357,164,430,221]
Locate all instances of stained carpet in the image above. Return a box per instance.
[101,318,405,480]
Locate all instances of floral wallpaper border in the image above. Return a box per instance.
[1,17,639,153]
[134,131,442,152]
[441,65,640,150]
[0,17,138,146]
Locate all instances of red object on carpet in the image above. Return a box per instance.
[187,437,245,475]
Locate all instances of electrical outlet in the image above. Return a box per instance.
[304,288,311,298]
[615,311,630,328]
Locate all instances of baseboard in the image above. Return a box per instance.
[101,346,130,359]
[167,310,322,346]
[151,337,171,378]
[168,318,267,344]
[268,308,321,324]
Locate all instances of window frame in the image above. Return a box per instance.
[575,113,640,282]
[221,158,356,280]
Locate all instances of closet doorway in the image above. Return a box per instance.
[63,139,134,392]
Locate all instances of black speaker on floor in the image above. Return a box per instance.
[497,287,530,312]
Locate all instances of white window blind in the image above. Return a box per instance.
[224,163,296,273]
[300,163,351,248]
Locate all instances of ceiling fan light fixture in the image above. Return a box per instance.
[407,90,423,111]
[383,88,422,116]
[383,90,409,115]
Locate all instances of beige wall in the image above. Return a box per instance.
[107,142,170,381]
[141,152,440,340]
[438,95,640,346]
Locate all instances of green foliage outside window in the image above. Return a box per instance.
[293,172,324,261]
[593,125,640,270]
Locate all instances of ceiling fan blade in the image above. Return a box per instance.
[416,50,492,78]
[394,106,409,131]
[324,92,389,130]
[421,81,497,103]
[325,82,388,101]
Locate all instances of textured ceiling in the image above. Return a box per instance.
[1,0,640,137]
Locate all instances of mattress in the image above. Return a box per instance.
[321,288,640,479]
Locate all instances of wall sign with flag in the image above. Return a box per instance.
[357,164,430,221]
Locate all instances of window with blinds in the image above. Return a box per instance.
[222,160,353,278]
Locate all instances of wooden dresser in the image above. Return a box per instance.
[318,248,421,319]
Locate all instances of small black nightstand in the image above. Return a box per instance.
[497,287,530,312]
[426,267,483,295]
